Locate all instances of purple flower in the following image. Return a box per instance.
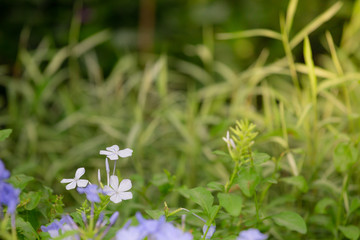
[115,213,193,240]
[41,219,63,238]
[77,184,101,202]
[0,182,20,214]
[136,212,166,238]
[155,222,193,240]
[41,215,80,240]
[202,224,216,239]
[116,226,143,240]
[0,160,10,181]
[237,228,268,240]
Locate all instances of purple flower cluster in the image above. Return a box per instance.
[116,212,193,240]
[41,215,80,240]
[41,211,120,239]
[0,160,20,214]
[237,228,268,240]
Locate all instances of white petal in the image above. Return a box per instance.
[103,185,114,195]
[118,148,133,158]
[98,169,101,184]
[75,168,85,179]
[107,145,119,152]
[110,193,122,203]
[61,178,74,183]
[118,191,133,200]
[118,179,132,191]
[100,150,113,156]
[107,154,119,160]
[105,158,110,172]
[109,175,119,189]
[66,181,77,190]
[77,179,89,187]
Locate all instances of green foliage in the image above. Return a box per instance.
[217,193,243,217]
[280,176,308,193]
[235,167,261,198]
[333,142,358,173]
[188,187,214,217]
[339,225,360,240]
[271,211,307,234]
[0,129,12,142]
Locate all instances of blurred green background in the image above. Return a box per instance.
[0,0,353,68]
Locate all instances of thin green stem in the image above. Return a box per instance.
[254,192,260,226]
[202,160,243,240]
[335,174,349,238]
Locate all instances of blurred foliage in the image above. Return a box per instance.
[1,0,360,238]
[0,0,355,69]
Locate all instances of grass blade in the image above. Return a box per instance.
[290,2,342,48]
[217,29,282,40]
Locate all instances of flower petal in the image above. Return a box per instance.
[118,148,133,158]
[100,150,112,155]
[118,179,132,191]
[66,181,77,190]
[107,145,119,152]
[61,178,74,183]
[77,179,89,187]
[107,154,119,160]
[118,191,133,200]
[103,185,114,196]
[110,175,119,190]
[110,193,122,203]
[75,168,85,179]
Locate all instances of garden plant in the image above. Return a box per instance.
[1,0,360,239]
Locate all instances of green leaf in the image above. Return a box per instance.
[350,198,360,214]
[16,217,38,240]
[235,166,260,197]
[265,177,278,184]
[145,209,164,219]
[339,225,360,240]
[151,173,173,195]
[207,205,220,224]
[8,174,34,190]
[71,212,85,228]
[0,129,12,141]
[22,191,42,210]
[280,175,308,193]
[253,152,271,165]
[212,150,230,157]
[207,182,224,191]
[188,187,214,215]
[314,198,336,214]
[271,211,307,234]
[218,193,243,216]
[334,142,358,173]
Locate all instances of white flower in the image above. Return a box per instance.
[60,168,89,190]
[99,145,133,160]
[222,131,236,149]
[103,175,132,203]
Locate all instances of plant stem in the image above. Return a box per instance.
[335,173,349,238]
[11,214,17,240]
[202,160,242,240]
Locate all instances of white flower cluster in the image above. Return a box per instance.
[60,145,133,203]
